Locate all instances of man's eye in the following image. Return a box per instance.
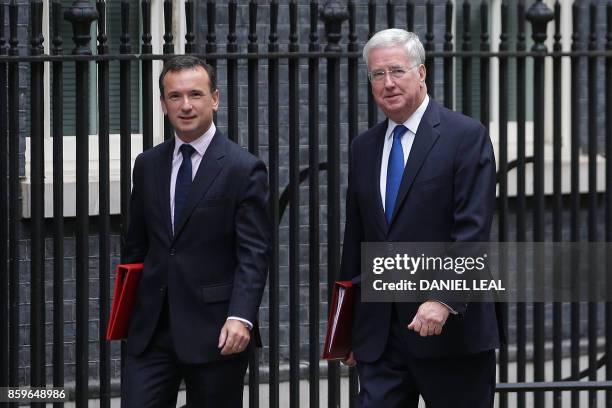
[392,69,406,76]
[372,71,385,79]
[191,93,202,98]
[169,95,180,101]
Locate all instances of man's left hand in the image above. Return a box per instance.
[218,320,250,355]
[407,301,450,337]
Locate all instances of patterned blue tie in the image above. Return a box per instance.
[174,144,195,230]
[385,125,407,224]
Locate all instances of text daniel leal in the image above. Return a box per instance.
[372,279,506,291]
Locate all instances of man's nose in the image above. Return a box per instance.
[383,73,396,87]
[180,96,193,110]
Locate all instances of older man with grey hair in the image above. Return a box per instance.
[338,29,503,407]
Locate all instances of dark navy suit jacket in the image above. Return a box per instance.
[122,130,270,364]
[339,98,501,362]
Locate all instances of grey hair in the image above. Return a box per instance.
[362,29,425,69]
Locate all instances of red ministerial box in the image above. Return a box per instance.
[322,281,355,360]
[106,263,143,341]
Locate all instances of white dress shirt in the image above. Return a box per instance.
[379,94,430,210]
[170,123,253,329]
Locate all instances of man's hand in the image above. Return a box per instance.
[342,351,356,367]
[407,301,450,337]
[218,319,250,355]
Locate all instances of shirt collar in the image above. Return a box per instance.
[386,94,430,139]
[173,122,216,158]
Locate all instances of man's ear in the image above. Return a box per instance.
[211,89,220,112]
[160,97,168,115]
[418,64,426,83]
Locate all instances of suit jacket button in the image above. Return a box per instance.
[169,248,176,256]
[160,285,166,293]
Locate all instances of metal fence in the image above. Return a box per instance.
[1,0,612,407]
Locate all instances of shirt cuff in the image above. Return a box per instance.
[434,301,458,315]
[227,316,253,330]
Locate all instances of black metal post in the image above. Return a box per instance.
[308,2,321,408]
[526,2,553,407]
[267,2,280,407]
[96,0,110,406]
[443,0,453,109]
[184,0,194,54]
[141,0,153,150]
[425,1,435,98]
[497,3,509,407]
[606,5,612,407]
[570,3,582,407]
[386,0,394,28]
[461,0,471,116]
[65,1,98,406]
[227,0,238,143]
[480,0,489,129]
[163,0,173,140]
[8,3,20,401]
[288,3,300,406]
[0,0,9,390]
[552,3,563,408]
[247,2,260,406]
[367,0,377,128]
[587,3,599,407]
[516,2,527,405]
[29,1,45,401]
[321,2,347,407]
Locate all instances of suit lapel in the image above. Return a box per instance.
[389,99,441,226]
[369,120,388,235]
[172,130,226,240]
[156,139,175,240]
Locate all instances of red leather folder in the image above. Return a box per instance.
[322,281,355,360]
[106,263,143,341]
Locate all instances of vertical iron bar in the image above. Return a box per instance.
[570,4,581,407]
[443,1,453,109]
[205,1,217,72]
[96,0,110,406]
[247,2,260,406]
[347,2,358,406]
[367,0,377,128]
[0,0,9,390]
[497,3,509,407]
[587,3,598,407]
[424,1,435,99]
[65,1,97,405]
[141,0,153,150]
[461,1,471,116]
[308,2,321,407]
[184,0,195,54]
[406,0,414,32]
[7,2,19,402]
[227,0,238,143]
[267,3,280,407]
[288,3,300,406]
[386,0,394,28]
[321,3,347,407]
[29,0,46,399]
[163,0,173,140]
[606,3,612,408]
[526,3,553,407]
[516,1,527,405]
[480,1,489,129]
[552,3,562,408]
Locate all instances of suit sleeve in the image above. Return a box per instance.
[122,154,149,264]
[228,159,271,324]
[442,122,496,314]
[339,141,364,282]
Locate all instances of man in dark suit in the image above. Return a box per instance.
[339,29,500,407]
[121,55,270,407]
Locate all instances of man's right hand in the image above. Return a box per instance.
[342,351,356,367]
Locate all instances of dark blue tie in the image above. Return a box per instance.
[385,125,407,224]
[174,144,195,230]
